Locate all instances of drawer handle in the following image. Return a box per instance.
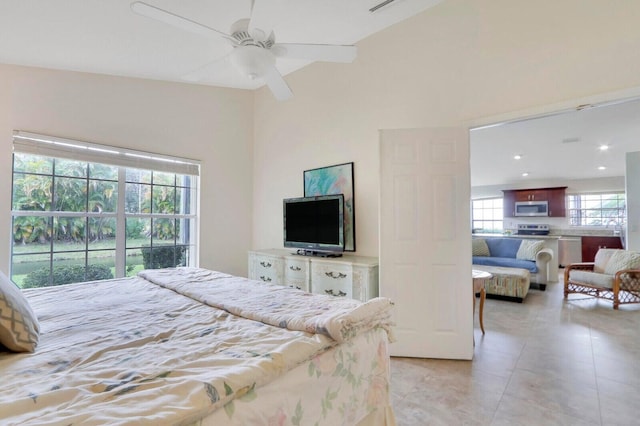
[325,289,347,297]
[260,261,272,268]
[259,276,272,282]
[325,272,347,279]
[289,266,301,271]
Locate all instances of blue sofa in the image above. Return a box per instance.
[472,237,553,289]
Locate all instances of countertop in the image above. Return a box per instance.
[473,233,561,239]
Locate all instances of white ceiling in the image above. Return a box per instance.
[470,98,640,187]
[0,0,441,90]
[2,0,639,187]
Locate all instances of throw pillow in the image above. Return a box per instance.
[472,239,490,256]
[604,250,640,275]
[594,249,619,273]
[516,240,545,261]
[485,238,522,258]
[0,271,40,352]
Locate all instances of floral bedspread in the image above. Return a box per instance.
[138,267,394,343]
[0,271,393,425]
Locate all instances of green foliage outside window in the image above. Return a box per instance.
[11,152,195,288]
[141,245,187,270]
[22,264,114,288]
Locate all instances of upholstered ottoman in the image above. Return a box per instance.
[472,265,530,302]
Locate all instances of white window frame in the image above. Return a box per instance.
[471,197,504,234]
[10,131,200,285]
[567,192,626,228]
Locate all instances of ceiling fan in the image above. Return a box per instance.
[130,1,358,101]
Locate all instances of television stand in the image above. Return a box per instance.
[296,249,343,258]
[248,249,379,302]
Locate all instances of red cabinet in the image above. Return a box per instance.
[502,187,567,217]
[581,236,624,262]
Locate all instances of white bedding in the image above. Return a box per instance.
[0,268,394,425]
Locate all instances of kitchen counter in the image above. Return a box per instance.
[473,233,560,239]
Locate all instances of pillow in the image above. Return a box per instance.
[472,239,490,256]
[594,249,620,273]
[604,250,640,275]
[516,240,545,261]
[485,238,522,258]
[0,271,40,352]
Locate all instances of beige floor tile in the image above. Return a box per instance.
[492,393,600,426]
[389,270,640,425]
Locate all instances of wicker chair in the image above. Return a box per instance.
[564,248,640,309]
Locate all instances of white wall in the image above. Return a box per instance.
[626,152,640,250]
[1,64,254,277]
[252,0,640,256]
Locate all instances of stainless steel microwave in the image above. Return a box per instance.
[514,201,549,216]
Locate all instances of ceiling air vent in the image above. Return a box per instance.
[369,0,399,13]
[561,137,581,144]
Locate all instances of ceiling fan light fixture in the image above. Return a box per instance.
[230,45,275,80]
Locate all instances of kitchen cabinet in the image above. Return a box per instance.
[514,189,548,202]
[248,249,379,302]
[581,236,624,262]
[502,186,567,217]
[546,187,567,217]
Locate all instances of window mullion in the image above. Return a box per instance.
[115,168,127,278]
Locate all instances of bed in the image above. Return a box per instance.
[0,267,395,425]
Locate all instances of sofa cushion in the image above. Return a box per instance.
[516,239,545,261]
[472,239,490,256]
[594,249,619,273]
[569,270,614,289]
[604,250,640,275]
[485,238,522,259]
[472,256,538,273]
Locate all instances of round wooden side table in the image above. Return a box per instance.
[472,270,491,334]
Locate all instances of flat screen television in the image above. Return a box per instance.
[283,194,345,257]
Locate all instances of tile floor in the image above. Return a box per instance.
[389,272,640,425]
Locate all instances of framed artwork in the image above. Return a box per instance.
[304,162,355,252]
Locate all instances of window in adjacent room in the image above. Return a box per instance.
[10,131,200,288]
[567,193,626,227]
[471,197,503,234]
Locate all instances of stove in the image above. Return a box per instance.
[517,224,550,235]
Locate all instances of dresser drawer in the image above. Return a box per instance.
[249,253,284,284]
[284,258,309,279]
[311,263,352,298]
[284,257,309,291]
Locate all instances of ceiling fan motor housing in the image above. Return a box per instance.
[230,45,275,80]
[230,18,274,48]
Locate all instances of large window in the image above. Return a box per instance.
[567,193,626,227]
[10,132,199,288]
[471,198,503,233]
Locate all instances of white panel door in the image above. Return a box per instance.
[380,128,473,359]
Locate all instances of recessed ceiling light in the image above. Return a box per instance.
[599,144,609,151]
[514,155,522,160]
[522,172,529,177]
[598,166,606,170]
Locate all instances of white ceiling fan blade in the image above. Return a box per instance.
[263,65,293,101]
[247,0,276,43]
[131,1,232,41]
[273,43,357,63]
